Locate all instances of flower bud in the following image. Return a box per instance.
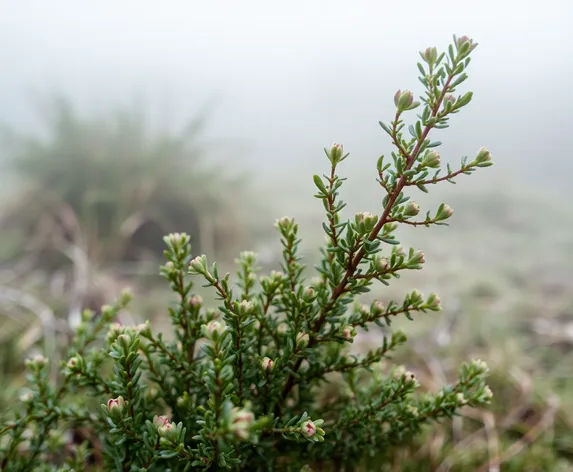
[177,393,190,408]
[189,255,207,274]
[107,396,125,414]
[376,256,390,272]
[326,143,345,165]
[408,251,425,267]
[472,146,492,166]
[455,35,476,54]
[393,245,406,257]
[341,325,356,341]
[410,289,424,304]
[237,300,255,316]
[482,385,494,402]
[189,295,203,308]
[371,301,385,316]
[354,212,378,233]
[456,392,467,406]
[301,420,316,438]
[296,332,310,349]
[153,415,170,429]
[275,216,294,230]
[426,293,441,310]
[202,320,228,341]
[261,357,275,372]
[444,94,456,106]
[302,287,316,303]
[167,232,181,246]
[25,354,48,369]
[403,201,420,217]
[423,47,438,64]
[435,203,454,221]
[421,150,441,168]
[470,359,489,374]
[394,89,415,112]
[19,391,34,403]
[230,407,255,440]
[106,323,124,343]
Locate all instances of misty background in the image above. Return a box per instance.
[1,0,572,197]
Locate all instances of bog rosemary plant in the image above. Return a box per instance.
[0,35,494,472]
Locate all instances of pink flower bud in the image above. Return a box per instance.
[202,320,228,340]
[301,420,316,438]
[107,396,125,413]
[189,295,203,308]
[342,326,356,340]
[153,415,170,429]
[261,357,275,372]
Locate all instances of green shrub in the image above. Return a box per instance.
[0,35,493,471]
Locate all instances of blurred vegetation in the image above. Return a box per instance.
[1,97,573,469]
[0,95,260,411]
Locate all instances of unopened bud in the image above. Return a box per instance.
[296,332,310,349]
[394,89,413,110]
[470,359,489,374]
[421,150,441,168]
[167,232,181,245]
[66,357,80,371]
[275,216,294,230]
[473,146,492,166]
[456,393,467,406]
[237,300,254,315]
[189,255,206,274]
[261,357,275,372]
[482,386,494,401]
[301,420,316,438]
[327,143,345,165]
[302,286,316,303]
[427,293,441,310]
[408,250,425,267]
[230,407,255,440]
[435,203,454,221]
[354,212,378,233]
[410,289,424,303]
[202,320,228,340]
[341,325,356,340]
[107,396,125,414]
[371,301,385,316]
[19,391,34,403]
[25,354,47,369]
[444,94,456,106]
[189,295,203,308]
[403,201,420,217]
[423,47,438,64]
[153,415,170,429]
[377,257,390,272]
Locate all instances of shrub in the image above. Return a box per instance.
[0,35,494,471]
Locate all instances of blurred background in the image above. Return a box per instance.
[1,0,572,469]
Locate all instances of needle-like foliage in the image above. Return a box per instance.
[0,35,494,472]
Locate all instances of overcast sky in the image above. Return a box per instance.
[0,0,571,193]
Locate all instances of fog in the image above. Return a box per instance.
[1,0,572,193]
